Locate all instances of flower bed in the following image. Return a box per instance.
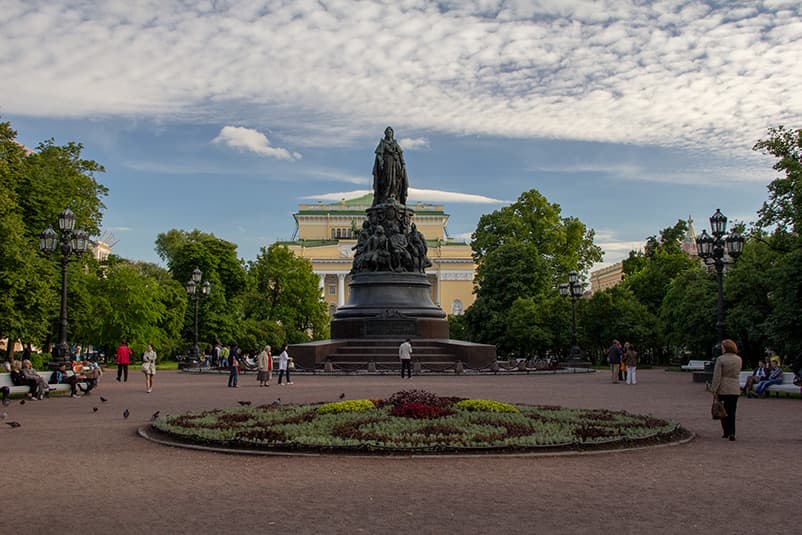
[151,389,688,454]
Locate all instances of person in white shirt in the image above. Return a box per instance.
[399,339,413,379]
[277,344,293,385]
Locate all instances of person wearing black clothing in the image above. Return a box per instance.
[227,344,240,388]
[607,340,623,383]
[8,360,43,400]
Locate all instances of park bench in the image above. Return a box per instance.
[0,370,87,396]
[739,371,800,397]
[681,360,710,371]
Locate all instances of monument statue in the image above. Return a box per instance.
[290,126,497,371]
[372,126,408,206]
[351,127,431,275]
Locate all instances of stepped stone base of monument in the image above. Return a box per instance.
[289,338,497,371]
[291,262,496,371]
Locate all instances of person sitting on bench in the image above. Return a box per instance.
[742,359,768,395]
[49,362,82,397]
[752,359,784,398]
[21,360,49,400]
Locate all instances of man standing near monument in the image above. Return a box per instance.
[399,338,413,379]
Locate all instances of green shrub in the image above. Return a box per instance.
[29,353,46,370]
[455,399,519,413]
[316,399,376,414]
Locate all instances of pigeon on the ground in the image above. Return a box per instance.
[271,398,281,406]
[92,407,99,412]
[100,396,109,403]
[5,421,21,428]
[237,401,252,406]
[19,399,25,405]
[0,412,7,419]
[339,393,346,399]
[123,409,130,419]
[151,411,160,421]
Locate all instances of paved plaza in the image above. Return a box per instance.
[2,368,799,534]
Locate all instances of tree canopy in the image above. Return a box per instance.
[464,189,602,355]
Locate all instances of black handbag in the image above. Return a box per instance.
[711,396,727,420]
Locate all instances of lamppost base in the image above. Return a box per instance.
[47,346,71,370]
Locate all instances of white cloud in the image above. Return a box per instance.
[0,1,800,155]
[301,188,507,204]
[451,231,473,243]
[399,137,430,150]
[408,188,508,204]
[301,190,372,202]
[212,126,299,160]
[531,158,771,185]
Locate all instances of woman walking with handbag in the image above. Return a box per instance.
[711,339,743,441]
[256,345,272,387]
[141,344,157,393]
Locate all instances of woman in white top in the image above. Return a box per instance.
[277,344,293,385]
[141,344,157,393]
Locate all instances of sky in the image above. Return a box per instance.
[2,0,801,272]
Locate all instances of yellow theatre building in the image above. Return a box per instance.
[280,195,476,318]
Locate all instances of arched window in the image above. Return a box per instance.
[451,299,463,316]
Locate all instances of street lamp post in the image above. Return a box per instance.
[39,208,90,368]
[186,267,210,363]
[695,208,744,358]
[559,270,586,366]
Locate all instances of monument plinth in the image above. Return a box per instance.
[290,127,495,370]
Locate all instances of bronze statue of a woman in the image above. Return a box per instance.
[372,126,408,206]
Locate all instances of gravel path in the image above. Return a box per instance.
[2,369,799,534]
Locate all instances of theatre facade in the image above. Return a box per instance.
[279,194,476,317]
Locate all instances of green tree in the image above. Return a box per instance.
[78,259,187,358]
[505,294,570,358]
[582,285,656,361]
[465,189,601,354]
[0,118,108,358]
[622,220,694,314]
[243,244,329,345]
[155,229,248,347]
[658,267,717,358]
[0,120,54,352]
[750,127,802,358]
[722,238,777,364]
[18,138,107,240]
[753,126,802,234]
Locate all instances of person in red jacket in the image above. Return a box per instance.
[116,339,132,382]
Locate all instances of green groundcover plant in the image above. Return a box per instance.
[152,389,686,454]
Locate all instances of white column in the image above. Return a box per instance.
[337,273,346,307]
[318,274,325,297]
